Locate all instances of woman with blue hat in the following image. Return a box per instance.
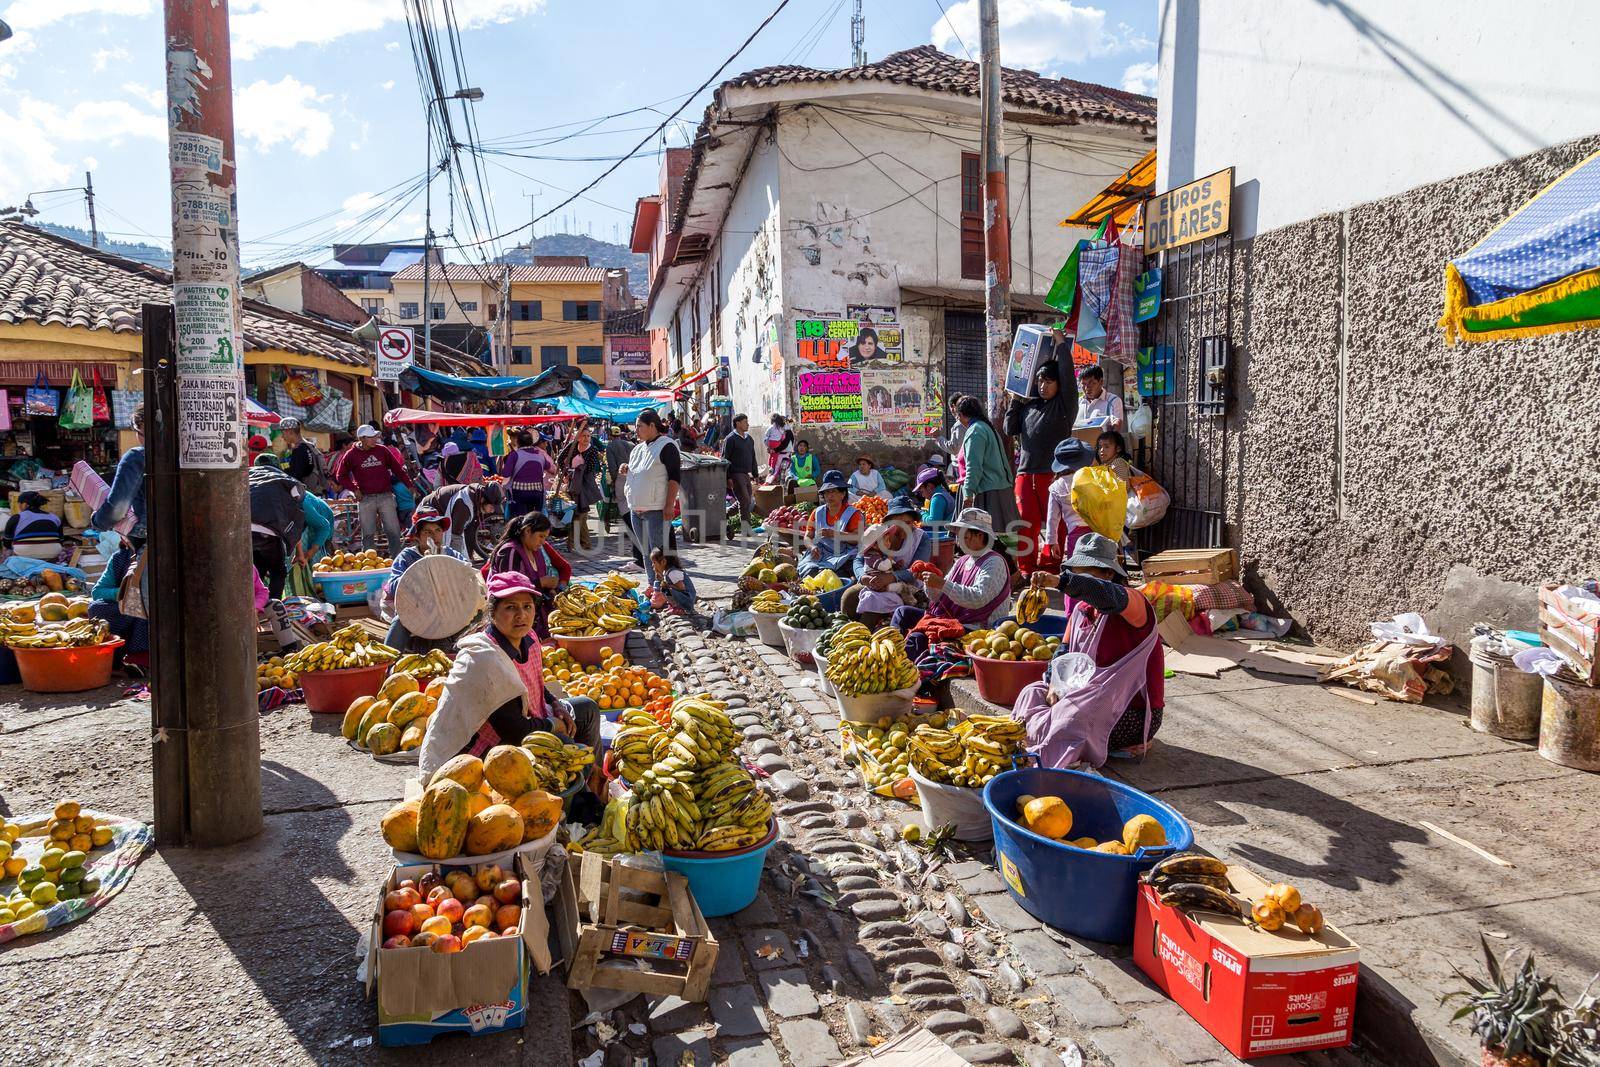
[798,469,863,579]
[1039,438,1097,571]
[841,494,931,627]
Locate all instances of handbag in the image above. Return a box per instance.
[286,560,317,599]
[303,392,352,432]
[111,389,141,429]
[270,382,310,421]
[24,372,58,417]
[91,369,111,423]
[60,370,96,430]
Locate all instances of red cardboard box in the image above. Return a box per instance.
[1133,866,1359,1060]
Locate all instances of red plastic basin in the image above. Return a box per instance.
[552,629,631,667]
[970,652,1049,709]
[299,662,390,714]
[13,639,124,693]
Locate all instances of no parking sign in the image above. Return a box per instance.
[375,327,414,381]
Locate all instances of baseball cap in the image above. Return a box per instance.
[356,425,380,439]
[278,417,301,430]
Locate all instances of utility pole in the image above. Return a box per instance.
[158,0,262,848]
[852,0,866,67]
[423,107,434,372]
[84,171,99,248]
[978,0,1012,419]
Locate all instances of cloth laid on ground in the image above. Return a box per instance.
[914,640,973,690]
[0,811,153,944]
[0,556,87,583]
[1321,639,1454,703]
[1192,580,1254,613]
[1138,580,1196,621]
[258,686,304,713]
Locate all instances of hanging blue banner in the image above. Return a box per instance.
[1133,269,1163,322]
[1137,346,1175,396]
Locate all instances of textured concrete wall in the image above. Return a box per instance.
[1219,134,1600,650]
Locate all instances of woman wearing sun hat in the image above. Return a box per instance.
[380,507,468,651]
[798,469,864,579]
[841,495,931,628]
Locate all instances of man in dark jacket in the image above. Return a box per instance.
[248,461,307,599]
[721,413,757,532]
[1001,327,1078,575]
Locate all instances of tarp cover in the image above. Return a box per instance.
[398,363,579,402]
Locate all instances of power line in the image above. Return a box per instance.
[932,0,972,61]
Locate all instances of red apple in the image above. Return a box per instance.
[493,878,521,905]
[462,904,493,929]
[472,894,495,913]
[474,864,503,892]
[495,903,521,932]
[436,897,465,925]
[430,933,462,954]
[418,872,441,897]
[392,886,421,911]
[411,931,437,949]
[427,885,454,907]
[383,909,416,938]
[381,935,412,950]
[447,871,477,900]
[409,902,434,927]
[398,878,418,891]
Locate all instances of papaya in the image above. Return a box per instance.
[464,804,524,855]
[466,792,492,818]
[356,701,390,747]
[400,724,425,750]
[41,570,64,593]
[366,723,401,756]
[430,754,485,793]
[1121,814,1166,852]
[387,691,428,728]
[509,789,563,842]
[483,745,537,798]
[378,671,420,703]
[342,696,376,740]
[416,780,470,859]
[380,799,421,853]
[425,677,446,700]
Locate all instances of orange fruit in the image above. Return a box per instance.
[1022,796,1073,840]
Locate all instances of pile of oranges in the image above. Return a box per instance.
[555,653,673,711]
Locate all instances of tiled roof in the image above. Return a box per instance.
[390,262,609,284]
[724,45,1155,127]
[604,308,647,335]
[0,221,486,375]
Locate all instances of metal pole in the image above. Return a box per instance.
[161,0,262,847]
[84,171,99,248]
[978,0,1012,418]
[422,98,434,371]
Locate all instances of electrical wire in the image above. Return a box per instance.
[931,0,973,61]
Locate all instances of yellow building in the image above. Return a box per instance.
[503,263,609,374]
[387,261,503,369]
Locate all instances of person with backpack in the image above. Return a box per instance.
[249,457,308,599]
[279,417,329,496]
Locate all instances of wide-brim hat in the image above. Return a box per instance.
[819,469,849,493]
[1061,532,1126,577]
[949,508,996,539]
[855,455,875,468]
[1051,438,1096,474]
[885,494,921,519]
[407,508,452,539]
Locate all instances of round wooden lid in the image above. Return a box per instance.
[395,554,485,638]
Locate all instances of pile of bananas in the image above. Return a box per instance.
[521,730,596,792]
[824,624,920,695]
[390,648,452,681]
[550,581,638,637]
[909,714,1027,787]
[750,590,784,614]
[593,696,770,852]
[315,549,391,573]
[1014,585,1049,625]
[283,623,400,673]
[2,617,111,649]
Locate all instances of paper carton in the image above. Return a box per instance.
[366,852,554,1046]
[1133,866,1358,1060]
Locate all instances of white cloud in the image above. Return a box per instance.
[0,95,162,202]
[342,190,384,213]
[1121,61,1157,96]
[234,76,334,156]
[230,0,545,60]
[931,0,1152,75]
[91,46,130,72]
[121,81,164,109]
[384,41,401,52]
[381,80,395,91]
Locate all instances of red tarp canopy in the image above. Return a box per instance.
[382,408,584,428]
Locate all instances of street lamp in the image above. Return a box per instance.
[422,87,484,371]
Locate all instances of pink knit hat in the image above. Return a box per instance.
[485,572,537,602]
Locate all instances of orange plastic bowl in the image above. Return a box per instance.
[13,638,125,693]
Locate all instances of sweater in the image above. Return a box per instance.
[960,420,1012,497]
[721,430,758,475]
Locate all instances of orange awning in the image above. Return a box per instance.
[1062,148,1155,229]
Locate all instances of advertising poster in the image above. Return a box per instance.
[797,370,864,425]
[868,366,941,440]
[794,310,902,369]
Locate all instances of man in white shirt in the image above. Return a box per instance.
[1077,366,1125,432]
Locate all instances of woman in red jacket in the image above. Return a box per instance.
[484,512,570,638]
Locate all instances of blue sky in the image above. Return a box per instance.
[0,0,1155,268]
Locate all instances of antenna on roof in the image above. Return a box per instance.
[852,0,866,67]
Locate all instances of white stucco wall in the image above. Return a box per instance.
[1158,0,1600,238]
[714,134,787,423]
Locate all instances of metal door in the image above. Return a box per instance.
[1135,233,1234,554]
[944,310,988,408]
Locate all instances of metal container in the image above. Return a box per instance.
[1539,676,1600,772]
[676,454,729,543]
[1468,635,1542,740]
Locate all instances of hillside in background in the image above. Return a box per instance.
[500,233,647,297]
[36,222,171,269]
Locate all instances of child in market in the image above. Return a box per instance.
[650,547,697,615]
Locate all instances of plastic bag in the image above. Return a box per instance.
[60,370,95,430]
[303,392,352,433]
[1070,465,1127,541]
[91,369,111,423]
[25,372,58,417]
[1047,652,1096,700]
[1124,467,1169,530]
[1370,613,1446,649]
[281,371,324,406]
[712,608,758,637]
[1126,399,1153,440]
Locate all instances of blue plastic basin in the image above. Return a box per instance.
[813,579,854,613]
[983,767,1192,943]
[661,820,779,917]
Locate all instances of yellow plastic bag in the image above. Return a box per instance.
[1070,465,1128,542]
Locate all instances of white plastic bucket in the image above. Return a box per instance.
[909,763,992,841]
[812,647,836,698]
[752,610,786,648]
[779,619,825,665]
[836,685,919,724]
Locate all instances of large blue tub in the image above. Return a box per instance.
[983,767,1192,943]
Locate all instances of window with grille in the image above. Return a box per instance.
[511,347,532,365]
[960,152,984,281]
[541,346,567,369]
[399,302,419,319]
[513,301,541,321]
[577,346,604,365]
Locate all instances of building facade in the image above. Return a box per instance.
[1151,0,1600,655]
[645,47,1153,467]
[387,262,501,368]
[631,149,694,384]
[316,242,428,322]
[504,263,609,373]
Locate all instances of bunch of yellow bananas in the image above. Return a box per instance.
[2,617,109,648]
[521,730,596,790]
[1014,586,1049,624]
[284,623,399,673]
[550,584,638,637]
[825,624,920,695]
[750,590,784,614]
[390,648,452,680]
[910,714,1027,787]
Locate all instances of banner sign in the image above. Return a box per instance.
[1137,345,1176,397]
[1134,268,1163,322]
[797,370,864,425]
[1145,167,1233,253]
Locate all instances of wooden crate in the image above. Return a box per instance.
[1539,582,1600,686]
[1141,547,1239,586]
[559,852,718,1001]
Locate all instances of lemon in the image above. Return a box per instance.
[901,824,922,842]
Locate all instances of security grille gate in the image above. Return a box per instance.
[944,310,989,408]
[1134,232,1235,555]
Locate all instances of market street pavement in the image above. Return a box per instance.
[0,528,1589,1065]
